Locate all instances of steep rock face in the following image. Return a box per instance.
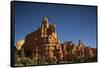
[23,17,63,63]
[15,17,97,65]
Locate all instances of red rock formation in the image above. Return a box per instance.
[23,17,63,63]
[15,17,97,65]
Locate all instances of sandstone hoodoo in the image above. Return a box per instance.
[22,16,63,64]
[15,17,97,66]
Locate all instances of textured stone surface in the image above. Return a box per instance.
[16,39,25,51]
[22,17,63,63]
[15,17,97,65]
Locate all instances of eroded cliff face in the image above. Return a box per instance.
[15,17,97,66]
[22,17,63,63]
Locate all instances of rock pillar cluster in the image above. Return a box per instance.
[23,17,63,64]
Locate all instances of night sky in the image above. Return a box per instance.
[14,2,97,48]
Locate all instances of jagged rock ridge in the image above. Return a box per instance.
[15,17,97,66]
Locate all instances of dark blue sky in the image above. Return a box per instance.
[14,2,97,48]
